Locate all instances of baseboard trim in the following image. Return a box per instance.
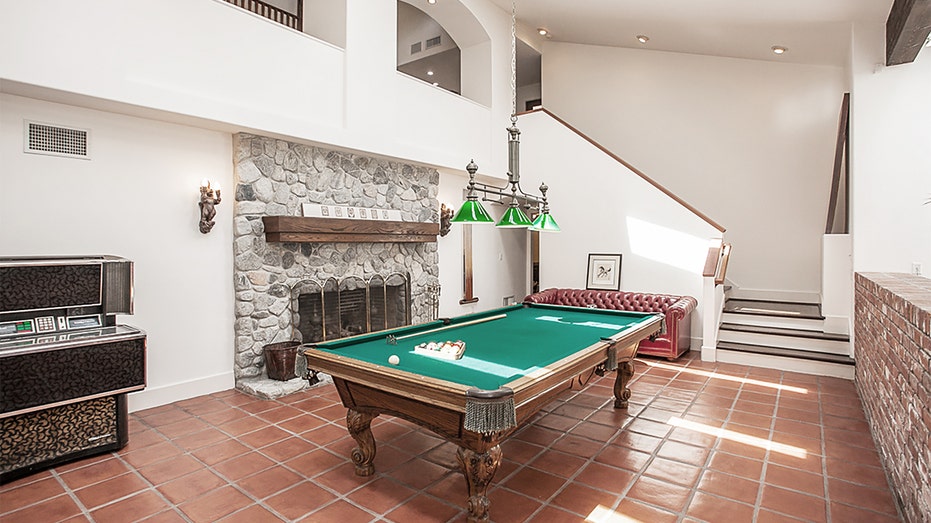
[128,372,235,412]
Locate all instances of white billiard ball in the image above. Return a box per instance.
[388,354,400,365]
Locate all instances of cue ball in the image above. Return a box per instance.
[388,354,400,365]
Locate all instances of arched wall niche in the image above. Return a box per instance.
[397,0,492,106]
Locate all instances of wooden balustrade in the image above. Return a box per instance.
[223,0,302,30]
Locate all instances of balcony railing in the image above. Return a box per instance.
[223,0,302,30]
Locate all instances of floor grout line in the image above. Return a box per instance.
[0,353,902,523]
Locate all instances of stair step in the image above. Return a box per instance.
[717,341,854,365]
[724,299,823,320]
[716,343,855,379]
[718,323,849,355]
[720,323,848,341]
[721,312,823,332]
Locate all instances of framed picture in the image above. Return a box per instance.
[586,253,622,291]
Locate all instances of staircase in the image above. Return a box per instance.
[716,298,855,379]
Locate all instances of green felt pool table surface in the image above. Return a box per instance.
[308,303,659,391]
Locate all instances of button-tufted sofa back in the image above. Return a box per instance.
[545,289,681,314]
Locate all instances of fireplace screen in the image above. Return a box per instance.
[293,273,411,343]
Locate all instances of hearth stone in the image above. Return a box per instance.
[238,373,332,400]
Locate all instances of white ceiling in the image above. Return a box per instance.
[491,0,894,67]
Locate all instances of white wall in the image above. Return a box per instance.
[543,42,847,297]
[0,94,235,410]
[516,111,723,340]
[0,0,344,135]
[437,171,530,316]
[397,2,457,66]
[850,23,931,275]
[303,0,347,48]
[517,82,542,111]
[0,0,501,173]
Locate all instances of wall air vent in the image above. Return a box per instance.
[425,35,441,49]
[24,121,91,160]
[410,42,422,54]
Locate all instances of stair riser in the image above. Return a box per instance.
[718,330,850,355]
[721,313,823,332]
[716,350,855,379]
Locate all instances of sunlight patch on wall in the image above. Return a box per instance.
[626,216,708,273]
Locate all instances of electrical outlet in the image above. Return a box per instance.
[912,262,922,275]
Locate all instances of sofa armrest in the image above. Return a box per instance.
[523,289,559,305]
[665,296,697,324]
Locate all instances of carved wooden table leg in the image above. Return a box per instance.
[456,445,502,523]
[346,409,378,476]
[613,360,634,409]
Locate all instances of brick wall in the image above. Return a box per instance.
[854,272,931,522]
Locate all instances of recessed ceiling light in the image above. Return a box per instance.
[771,45,788,55]
[538,28,549,36]
[426,70,434,76]
[637,35,650,44]
[427,0,436,4]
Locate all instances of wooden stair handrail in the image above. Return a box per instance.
[825,93,850,234]
[518,108,726,233]
[703,239,724,278]
[715,243,732,285]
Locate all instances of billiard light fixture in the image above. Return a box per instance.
[450,0,560,233]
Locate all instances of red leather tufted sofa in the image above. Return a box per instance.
[523,288,698,360]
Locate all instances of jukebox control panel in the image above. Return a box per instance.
[0,314,103,338]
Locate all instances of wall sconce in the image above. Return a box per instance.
[198,179,221,234]
[439,203,454,237]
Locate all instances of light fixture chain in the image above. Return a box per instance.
[511,0,517,119]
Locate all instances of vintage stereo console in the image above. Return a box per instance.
[0,256,147,483]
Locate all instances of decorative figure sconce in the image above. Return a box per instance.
[439,203,454,237]
[198,179,222,234]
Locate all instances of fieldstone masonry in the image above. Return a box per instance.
[233,133,440,398]
[854,272,931,522]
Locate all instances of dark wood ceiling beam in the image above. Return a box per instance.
[886,0,931,66]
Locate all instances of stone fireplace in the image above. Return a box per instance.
[232,134,440,397]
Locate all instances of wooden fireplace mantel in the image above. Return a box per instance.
[262,216,439,243]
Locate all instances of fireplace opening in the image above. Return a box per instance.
[293,273,411,343]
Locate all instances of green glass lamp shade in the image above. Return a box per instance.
[496,205,533,228]
[450,199,494,223]
[530,213,561,232]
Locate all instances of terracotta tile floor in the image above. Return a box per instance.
[1,353,903,522]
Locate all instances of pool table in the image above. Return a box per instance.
[304,303,663,523]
